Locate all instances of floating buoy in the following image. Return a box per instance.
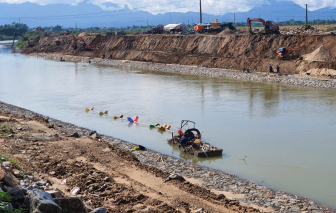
[149,124,155,128]
[113,116,118,119]
[98,111,104,116]
[134,116,139,122]
[157,126,166,131]
[134,146,140,150]
[119,114,123,118]
[104,110,108,114]
[178,130,184,135]
[90,107,94,110]
[155,123,160,127]
[165,125,171,130]
[127,117,134,122]
[85,107,89,112]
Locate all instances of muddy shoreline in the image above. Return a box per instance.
[1,101,334,212]
[28,53,336,90]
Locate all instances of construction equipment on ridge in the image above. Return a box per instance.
[247,18,280,35]
[72,36,95,51]
[277,47,303,60]
[11,32,31,48]
[34,27,51,36]
[194,19,235,33]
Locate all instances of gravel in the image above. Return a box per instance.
[29,53,336,90]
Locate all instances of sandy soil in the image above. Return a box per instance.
[21,34,336,78]
[0,111,261,213]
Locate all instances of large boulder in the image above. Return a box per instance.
[7,187,25,200]
[0,165,20,187]
[54,197,88,213]
[25,189,62,213]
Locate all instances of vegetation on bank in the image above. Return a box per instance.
[0,23,29,41]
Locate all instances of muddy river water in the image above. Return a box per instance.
[1,42,336,208]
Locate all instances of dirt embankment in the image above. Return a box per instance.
[0,111,261,213]
[22,34,336,76]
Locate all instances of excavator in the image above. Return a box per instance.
[247,18,280,35]
[277,47,302,60]
[34,27,51,36]
[65,30,72,35]
[11,32,31,50]
[72,36,95,51]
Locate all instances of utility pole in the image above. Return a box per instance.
[170,14,171,23]
[147,19,148,26]
[277,17,278,23]
[234,12,235,27]
[305,4,308,26]
[19,18,20,24]
[200,0,202,23]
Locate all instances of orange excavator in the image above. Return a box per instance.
[34,27,51,36]
[277,47,302,60]
[72,36,95,51]
[11,32,31,49]
[247,18,280,35]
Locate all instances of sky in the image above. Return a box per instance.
[0,0,335,15]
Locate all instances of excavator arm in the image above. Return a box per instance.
[72,36,95,51]
[11,32,31,48]
[34,27,45,33]
[247,18,266,35]
[34,27,50,36]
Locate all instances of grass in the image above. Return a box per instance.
[0,155,19,166]
[0,125,12,136]
[0,192,27,212]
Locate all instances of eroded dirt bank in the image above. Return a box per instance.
[22,34,336,76]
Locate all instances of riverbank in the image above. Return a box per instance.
[30,52,336,89]
[1,101,334,212]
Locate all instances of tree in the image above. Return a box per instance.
[52,25,63,32]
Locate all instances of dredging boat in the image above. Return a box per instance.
[167,120,223,157]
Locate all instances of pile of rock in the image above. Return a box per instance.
[0,158,105,213]
[280,26,322,35]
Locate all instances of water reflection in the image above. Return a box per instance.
[169,142,223,164]
[1,43,336,208]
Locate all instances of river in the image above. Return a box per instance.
[1,41,336,208]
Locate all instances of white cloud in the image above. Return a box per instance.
[0,0,335,14]
[290,0,336,10]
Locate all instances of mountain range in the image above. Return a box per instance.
[0,0,335,28]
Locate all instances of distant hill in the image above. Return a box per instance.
[0,0,335,28]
